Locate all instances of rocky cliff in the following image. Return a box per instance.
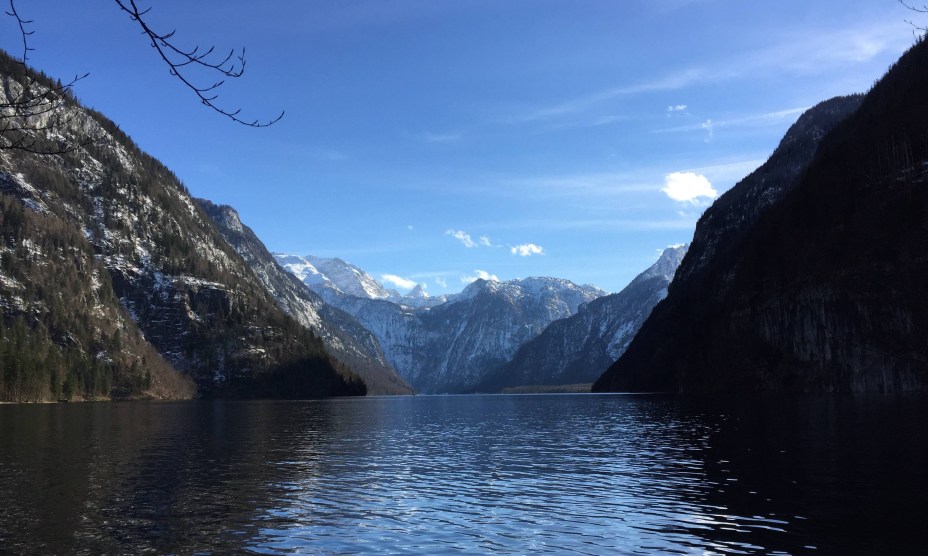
[595,39,928,394]
[0,51,365,399]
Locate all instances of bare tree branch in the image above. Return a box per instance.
[900,0,928,35]
[4,0,32,64]
[0,1,95,154]
[113,0,284,127]
[1,0,282,155]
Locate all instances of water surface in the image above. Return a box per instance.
[0,394,925,554]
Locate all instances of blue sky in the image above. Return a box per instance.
[1,1,917,294]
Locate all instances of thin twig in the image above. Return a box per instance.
[113,0,283,127]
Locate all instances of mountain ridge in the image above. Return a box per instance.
[595,38,928,394]
[477,245,687,392]
[197,199,413,395]
[276,253,607,393]
[0,50,365,400]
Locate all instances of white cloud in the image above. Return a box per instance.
[661,172,718,203]
[446,229,477,248]
[667,104,687,112]
[479,235,493,247]
[461,269,499,284]
[381,274,418,291]
[434,276,448,288]
[407,225,414,230]
[511,243,545,257]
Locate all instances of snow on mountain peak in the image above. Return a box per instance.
[407,284,429,298]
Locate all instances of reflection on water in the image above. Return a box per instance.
[0,394,925,554]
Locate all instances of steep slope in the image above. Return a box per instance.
[595,39,928,394]
[197,199,412,395]
[0,51,364,399]
[0,191,194,401]
[278,260,607,393]
[479,245,686,392]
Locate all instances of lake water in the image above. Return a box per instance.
[0,394,925,554]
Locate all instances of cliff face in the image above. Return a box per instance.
[198,200,412,395]
[595,39,928,394]
[0,51,364,399]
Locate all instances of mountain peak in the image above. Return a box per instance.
[407,284,429,298]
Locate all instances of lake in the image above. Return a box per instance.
[0,394,925,554]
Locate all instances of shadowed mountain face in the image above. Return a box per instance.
[477,245,686,392]
[595,39,928,394]
[0,51,364,399]
[197,200,413,395]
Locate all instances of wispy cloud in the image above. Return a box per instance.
[434,276,448,288]
[461,269,499,284]
[504,19,907,130]
[656,107,809,135]
[477,217,700,232]
[513,68,707,124]
[423,131,463,143]
[479,235,493,247]
[682,159,765,186]
[511,243,545,257]
[700,119,713,142]
[746,20,910,75]
[446,229,477,248]
[661,172,718,204]
[497,172,656,200]
[381,273,418,291]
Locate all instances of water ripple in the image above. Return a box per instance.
[0,395,926,553]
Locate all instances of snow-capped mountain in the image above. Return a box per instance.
[276,255,607,393]
[478,245,687,392]
[275,254,450,308]
[197,200,413,395]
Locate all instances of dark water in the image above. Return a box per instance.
[0,394,925,554]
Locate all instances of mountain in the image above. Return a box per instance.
[276,254,607,393]
[197,200,413,395]
[595,38,928,394]
[478,245,687,392]
[275,254,451,308]
[0,51,365,400]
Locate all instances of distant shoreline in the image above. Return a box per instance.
[500,384,592,394]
